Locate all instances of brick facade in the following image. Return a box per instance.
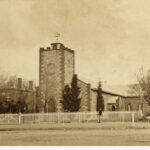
[121,97,149,114]
[90,90,97,111]
[77,79,91,112]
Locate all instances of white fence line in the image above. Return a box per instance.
[0,111,143,124]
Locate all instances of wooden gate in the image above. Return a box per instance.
[0,114,19,124]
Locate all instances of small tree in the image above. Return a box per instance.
[61,85,72,112]
[70,74,81,112]
[60,74,81,112]
[96,81,104,111]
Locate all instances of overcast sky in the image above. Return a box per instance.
[1,0,150,87]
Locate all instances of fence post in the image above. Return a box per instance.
[7,114,10,124]
[122,112,124,122]
[37,114,41,124]
[139,110,143,117]
[132,112,135,127]
[57,112,60,123]
[78,113,80,123]
[62,113,64,123]
[18,112,21,124]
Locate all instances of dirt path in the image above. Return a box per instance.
[0,128,150,146]
[0,123,150,145]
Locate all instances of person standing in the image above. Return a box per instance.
[98,108,102,123]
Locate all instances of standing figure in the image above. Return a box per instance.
[98,108,102,123]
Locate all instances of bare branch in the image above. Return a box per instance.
[131,67,150,103]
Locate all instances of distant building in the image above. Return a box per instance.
[0,78,36,113]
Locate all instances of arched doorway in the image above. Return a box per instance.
[112,105,116,111]
[48,97,56,112]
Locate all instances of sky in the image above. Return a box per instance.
[1,0,150,87]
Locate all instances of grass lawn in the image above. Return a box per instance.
[0,122,150,146]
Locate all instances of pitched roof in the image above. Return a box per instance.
[92,84,139,97]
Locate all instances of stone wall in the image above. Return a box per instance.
[144,105,150,115]
[90,90,97,112]
[77,79,91,112]
[90,89,125,111]
[121,97,147,111]
[39,47,63,111]
[102,93,120,111]
[64,50,74,86]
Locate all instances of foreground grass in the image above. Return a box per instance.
[0,122,150,146]
[0,122,150,130]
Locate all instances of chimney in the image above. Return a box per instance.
[29,81,33,90]
[18,78,22,89]
[35,86,40,97]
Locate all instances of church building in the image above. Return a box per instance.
[39,42,150,114]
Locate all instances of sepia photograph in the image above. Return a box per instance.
[0,0,150,146]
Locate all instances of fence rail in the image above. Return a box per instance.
[0,111,143,124]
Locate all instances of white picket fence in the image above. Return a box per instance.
[0,111,143,124]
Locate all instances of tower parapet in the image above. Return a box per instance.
[39,43,74,54]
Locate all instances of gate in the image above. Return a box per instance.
[0,114,19,124]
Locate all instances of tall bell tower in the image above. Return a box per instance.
[39,42,75,112]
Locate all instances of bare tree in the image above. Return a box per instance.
[0,72,17,89]
[0,73,18,113]
[129,67,150,104]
